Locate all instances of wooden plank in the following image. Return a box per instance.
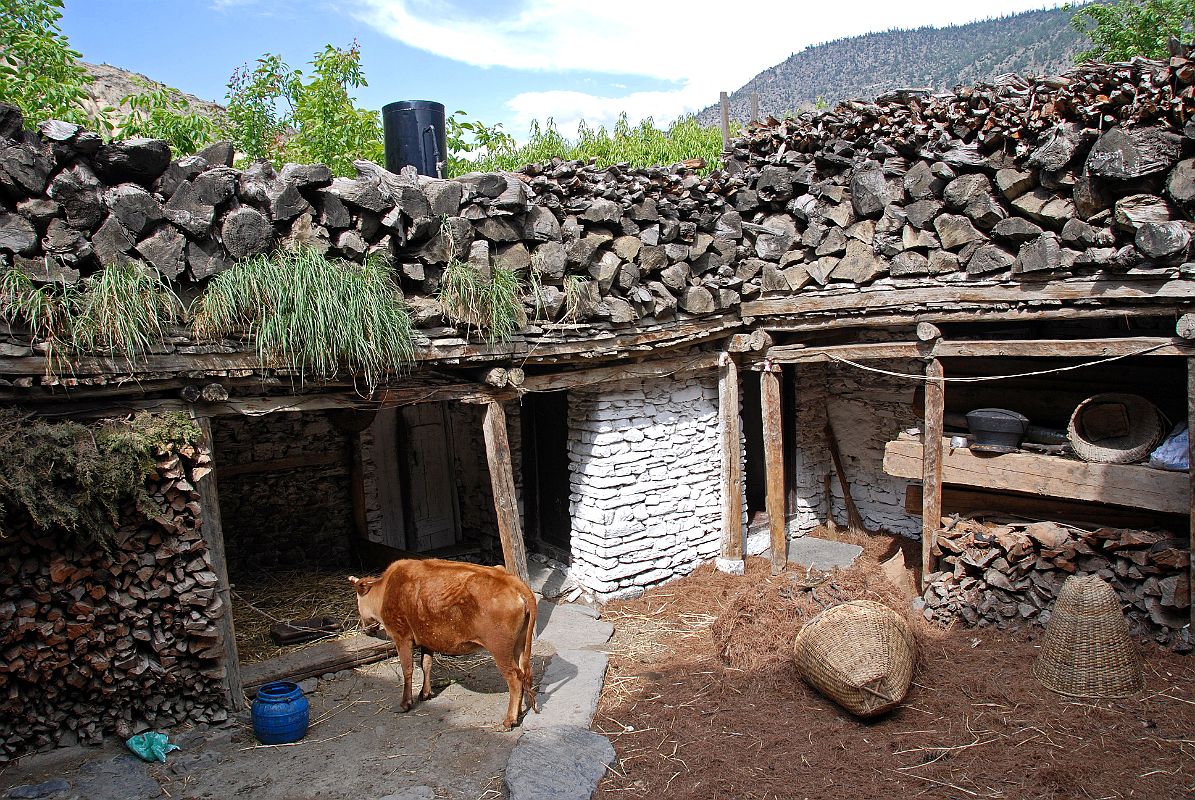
[921,359,945,587]
[218,452,344,478]
[482,401,530,585]
[904,485,1188,530]
[883,436,1189,514]
[761,370,786,574]
[720,91,731,152]
[519,352,720,393]
[756,337,1195,366]
[1188,357,1195,628]
[756,306,1193,334]
[192,415,245,710]
[742,279,1195,318]
[719,355,744,565]
[241,634,395,691]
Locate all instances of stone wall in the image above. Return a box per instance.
[567,374,722,598]
[2,56,1194,387]
[788,361,922,539]
[212,411,353,575]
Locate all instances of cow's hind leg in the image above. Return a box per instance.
[419,648,434,701]
[518,612,537,713]
[491,635,524,731]
[396,638,415,712]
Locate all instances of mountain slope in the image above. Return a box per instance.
[80,62,226,130]
[696,6,1086,126]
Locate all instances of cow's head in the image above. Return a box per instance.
[348,575,384,626]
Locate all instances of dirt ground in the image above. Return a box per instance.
[592,533,1195,800]
[1,650,550,800]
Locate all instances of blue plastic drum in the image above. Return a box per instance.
[251,680,309,744]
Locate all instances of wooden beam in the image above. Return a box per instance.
[1188,357,1195,628]
[753,336,1195,367]
[742,278,1195,318]
[241,634,394,692]
[761,369,786,574]
[718,354,744,572]
[884,435,1189,514]
[719,91,731,152]
[755,305,1193,334]
[518,352,720,393]
[482,401,530,585]
[921,359,945,588]
[904,485,1187,530]
[192,415,245,711]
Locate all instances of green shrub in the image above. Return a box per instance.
[1071,0,1195,61]
[120,79,223,156]
[193,248,414,388]
[0,410,201,547]
[0,0,97,129]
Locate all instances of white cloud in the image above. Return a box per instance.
[352,0,1072,135]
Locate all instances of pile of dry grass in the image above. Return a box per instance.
[231,568,365,664]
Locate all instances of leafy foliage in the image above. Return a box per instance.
[1070,0,1195,61]
[438,260,526,343]
[0,409,200,547]
[0,262,181,368]
[446,110,518,177]
[120,78,222,156]
[193,247,414,389]
[460,114,722,175]
[0,0,97,128]
[224,42,384,176]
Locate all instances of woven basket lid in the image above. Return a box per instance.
[793,600,916,718]
[1067,393,1165,464]
[1032,574,1143,699]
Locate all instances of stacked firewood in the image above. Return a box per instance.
[921,516,1190,646]
[0,444,228,761]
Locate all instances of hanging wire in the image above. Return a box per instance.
[825,342,1172,383]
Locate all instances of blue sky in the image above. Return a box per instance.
[60,1,1072,140]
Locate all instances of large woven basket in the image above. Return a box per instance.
[793,600,916,718]
[1067,393,1165,464]
[1032,574,1143,699]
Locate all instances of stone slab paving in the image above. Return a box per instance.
[786,535,864,571]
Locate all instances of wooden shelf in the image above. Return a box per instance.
[883,434,1189,515]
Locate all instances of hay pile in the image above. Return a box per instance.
[231,568,365,664]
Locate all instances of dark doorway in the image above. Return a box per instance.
[741,370,766,518]
[522,390,572,550]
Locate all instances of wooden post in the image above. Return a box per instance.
[718,354,745,573]
[482,401,530,585]
[921,359,945,589]
[1188,358,1195,629]
[761,366,786,574]
[193,415,245,711]
[749,91,760,123]
[719,91,731,153]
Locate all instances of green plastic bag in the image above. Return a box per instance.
[125,732,180,763]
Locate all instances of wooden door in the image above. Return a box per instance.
[400,403,460,552]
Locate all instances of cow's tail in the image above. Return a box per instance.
[521,590,538,713]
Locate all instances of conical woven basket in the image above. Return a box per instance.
[793,600,916,718]
[1032,574,1143,699]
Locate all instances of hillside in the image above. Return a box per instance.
[696,6,1086,126]
[80,62,226,130]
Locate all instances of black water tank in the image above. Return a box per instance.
[382,100,447,178]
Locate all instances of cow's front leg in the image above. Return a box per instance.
[397,638,415,711]
[419,649,434,701]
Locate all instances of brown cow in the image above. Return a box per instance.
[348,559,538,730]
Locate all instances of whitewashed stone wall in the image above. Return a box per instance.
[790,361,922,539]
[567,373,722,598]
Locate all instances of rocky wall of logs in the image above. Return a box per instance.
[920,516,1191,650]
[3,55,1195,380]
[0,444,229,761]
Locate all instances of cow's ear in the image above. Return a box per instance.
[347,575,360,585]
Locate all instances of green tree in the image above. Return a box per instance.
[0,0,96,128]
[120,79,222,156]
[224,42,383,176]
[446,110,517,176]
[1071,0,1195,62]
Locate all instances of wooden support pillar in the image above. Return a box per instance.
[921,359,945,589]
[1188,357,1195,629]
[482,401,530,585]
[761,366,786,574]
[719,91,731,153]
[718,353,745,574]
[192,415,245,711]
[749,91,760,124]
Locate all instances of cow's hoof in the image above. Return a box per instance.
[495,721,515,732]
[400,700,413,713]
[419,691,433,701]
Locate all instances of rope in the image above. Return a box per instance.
[825,342,1172,383]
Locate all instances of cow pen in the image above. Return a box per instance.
[3,51,1195,800]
